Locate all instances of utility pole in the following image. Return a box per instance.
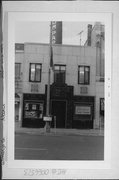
[44,22,53,133]
[46,22,52,116]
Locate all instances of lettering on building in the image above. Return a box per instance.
[75,106,91,115]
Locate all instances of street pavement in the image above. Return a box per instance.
[15,133,104,160]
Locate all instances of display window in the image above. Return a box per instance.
[24,101,44,119]
[74,103,92,121]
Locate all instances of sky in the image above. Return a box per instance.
[15,21,95,46]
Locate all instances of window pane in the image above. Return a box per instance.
[54,66,60,70]
[32,104,37,110]
[85,67,89,72]
[25,103,29,110]
[30,64,35,81]
[79,66,84,83]
[54,65,66,83]
[85,67,89,84]
[60,72,65,83]
[36,64,41,70]
[61,66,66,71]
[55,71,60,83]
[54,71,65,83]
[35,64,41,81]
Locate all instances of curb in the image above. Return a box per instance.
[15,123,104,137]
[15,130,104,137]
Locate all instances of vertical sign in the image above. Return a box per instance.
[51,21,56,44]
[51,21,62,44]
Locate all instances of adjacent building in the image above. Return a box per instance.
[85,22,105,129]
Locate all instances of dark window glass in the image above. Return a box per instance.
[54,65,66,84]
[78,66,90,84]
[29,63,42,82]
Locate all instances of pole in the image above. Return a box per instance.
[46,68,51,116]
[78,30,83,46]
[54,116,56,134]
[45,22,52,133]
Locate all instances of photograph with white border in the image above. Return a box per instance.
[2,1,116,179]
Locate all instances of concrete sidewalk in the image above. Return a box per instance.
[15,122,104,136]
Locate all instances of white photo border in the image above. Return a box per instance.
[3,2,114,179]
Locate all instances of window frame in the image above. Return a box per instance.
[54,64,66,84]
[29,63,42,82]
[78,65,90,85]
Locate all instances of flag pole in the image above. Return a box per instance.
[45,21,52,133]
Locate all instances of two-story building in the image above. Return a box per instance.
[15,22,104,130]
[15,42,101,129]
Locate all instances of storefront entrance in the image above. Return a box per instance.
[51,100,66,128]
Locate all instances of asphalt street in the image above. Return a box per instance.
[15,133,104,160]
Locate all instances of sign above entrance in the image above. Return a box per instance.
[75,106,91,115]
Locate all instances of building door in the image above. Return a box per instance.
[51,100,66,128]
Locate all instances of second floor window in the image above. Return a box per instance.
[78,66,90,85]
[29,63,42,82]
[15,63,21,79]
[54,65,66,84]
